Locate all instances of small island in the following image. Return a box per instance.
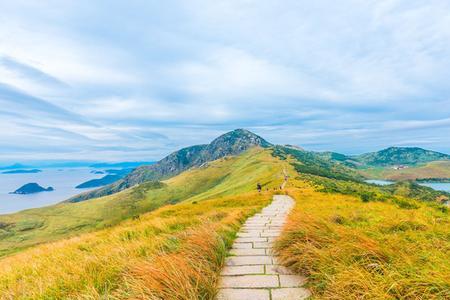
[10,183,54,194]
[90,170,105,174]
[2,169,42,174]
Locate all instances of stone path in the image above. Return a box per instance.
[217,195,310,300]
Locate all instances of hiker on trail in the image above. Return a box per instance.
[257,183,262,193]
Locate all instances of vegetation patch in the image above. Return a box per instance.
[0,192,272,299]
[275,185,450,299]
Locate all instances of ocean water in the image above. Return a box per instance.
[0,168,103,214]
[418,182,450,192]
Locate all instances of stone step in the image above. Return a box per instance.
[219,275,279,288]
[217,289,269,300]
[230,248,266,256]
[225,256,273,266]
[221,265,264,275]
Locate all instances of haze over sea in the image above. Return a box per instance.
[0,168,102,214]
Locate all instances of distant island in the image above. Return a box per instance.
[76,175,121,189]
[2,169,42,174]
[90,170,105,174]
[90,161,154,168]
[0,163,32,170]
[76,168,134,189]
[10,183,54,194]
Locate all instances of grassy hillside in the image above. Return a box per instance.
[0,191,273,299]
[0,148,285,256]
[273,173,450,299]
[272,145,364,182]
[360,160,450,180]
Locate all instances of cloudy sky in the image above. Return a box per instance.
[1,0,450,162]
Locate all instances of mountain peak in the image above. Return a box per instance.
[69,128,272,202]
[210,129,272,148]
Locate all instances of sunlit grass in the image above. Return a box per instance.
[276,181,450,299]
[0,192,272,299]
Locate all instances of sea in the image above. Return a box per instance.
[0,168,104,214]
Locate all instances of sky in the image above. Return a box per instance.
[0,0,450,162]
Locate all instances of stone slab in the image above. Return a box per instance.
[217,288,270,300]
[234,237,267,243]
[230,248,266,256]
[225,256,272,266]
[221,265,264,275]
[219,275,279,288]
[271,288,311,300]
[232,243,253,249]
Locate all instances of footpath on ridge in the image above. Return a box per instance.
[217,195,310,300]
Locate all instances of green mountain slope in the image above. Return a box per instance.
[273,146,364,181]
[353,146,450,166]
[70,129,271,202]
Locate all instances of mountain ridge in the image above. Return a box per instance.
[69,129,271,202]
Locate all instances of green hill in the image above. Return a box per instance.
[353,146,450,167]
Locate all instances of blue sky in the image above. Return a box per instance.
[0,0,449,162]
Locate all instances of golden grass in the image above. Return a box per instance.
[276,182,450,299]
[0,191,272,299]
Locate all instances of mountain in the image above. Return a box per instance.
[10,183,53,194]
[354,147,450,166]
[2,169,42,174]
[0,163,31,170]
[69,129,272,202]
[76,169,134,188]
[76,175,123,189]
[89,161,154,169]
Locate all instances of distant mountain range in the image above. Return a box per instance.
[351,147,450,166]
[318,147,450,168]
[89,162,154,169]
[1,169,42,174]
[0,161,153,170]
[76,169,134,189]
